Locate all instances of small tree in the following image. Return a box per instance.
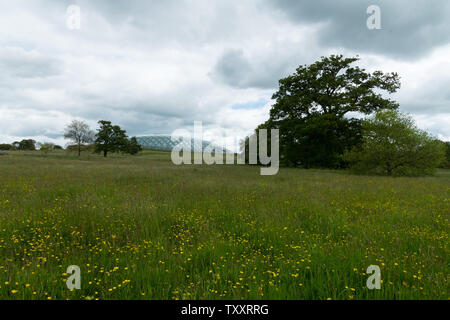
[38,142,54,155]
[64,120,94,156]
[94,120,129,157]
[126,137,143,155]
[16,139,36,151]
[344,110,445,176]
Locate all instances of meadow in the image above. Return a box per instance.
[0,150,448,300]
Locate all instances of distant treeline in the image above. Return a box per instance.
[0,140,63,151]
[0,120,142,157]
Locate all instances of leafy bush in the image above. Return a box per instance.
[438,141,450,168]
[0,144,14,150]
[126,136,143,155]
[38,142,55,155]
[343,110,446,176]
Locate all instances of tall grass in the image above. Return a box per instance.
[0,151,448,299]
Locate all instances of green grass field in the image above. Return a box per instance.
[0,150,448,300]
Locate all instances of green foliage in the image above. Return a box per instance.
[94,121,142,156]
[13,139,36,151]
[280,114,363,168]
[343,110,446,176]
[438,141,450,168]
[126,136,143,155]
[243,115,362,168]
[38,142,54,155]
[270,55,400,120]
[94,120,129,157]
[240,122,271,165]
[262,55,400,168]
[0,144,15,150]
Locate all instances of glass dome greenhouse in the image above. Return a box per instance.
[136,135,229,152]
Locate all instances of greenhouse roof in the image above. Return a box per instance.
[136,135,229,152]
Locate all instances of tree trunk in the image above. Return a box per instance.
[78,144,81,157]
[386,161,392,176]
[104,150,107,157]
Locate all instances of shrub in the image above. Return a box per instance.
[343,110,446,176]
[0,144,14,150]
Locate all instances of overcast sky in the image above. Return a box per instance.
[1,0,449,148]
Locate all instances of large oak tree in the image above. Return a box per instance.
[263,55,401,168]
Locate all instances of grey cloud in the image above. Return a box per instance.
[211,45,320,89]
[211,49,254,88]
[267,0,450,59]
[56,0,248,48]
[398,83,450,115]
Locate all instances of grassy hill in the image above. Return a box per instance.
[0,151,448,299]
